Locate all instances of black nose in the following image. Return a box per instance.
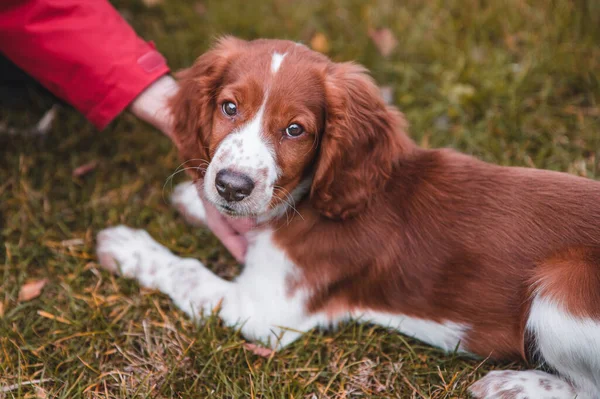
[215,169,255,202]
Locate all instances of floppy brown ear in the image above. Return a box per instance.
[311,62,413,219]
[168,36,245,178]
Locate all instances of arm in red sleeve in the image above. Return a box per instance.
[0,0,170,130]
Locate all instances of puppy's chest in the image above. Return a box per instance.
[240,228,303,296]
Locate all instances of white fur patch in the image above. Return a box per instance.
[204,98,279,216]
[526,296,600,398]
[271,52,286,74]
[224,229,327,347]
[470,370,577,399]
[360,312,469,353]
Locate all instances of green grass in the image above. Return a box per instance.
[1,0,599,397]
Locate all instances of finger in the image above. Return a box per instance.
[208,218,248,262]
[226,216,256,234]
[204,207,247,262]
[201,198,251,262]
[220,233,248,263]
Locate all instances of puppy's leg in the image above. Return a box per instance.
[524,296,600,399]
[97,225,226,317]
[471,248,600,399]
[523,248,600,399]
[171,181,206,226]
[469,370,577,399]
[96,226,321,348]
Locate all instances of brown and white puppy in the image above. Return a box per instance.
[97,37,600,399]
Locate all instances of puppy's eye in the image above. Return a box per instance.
[285,123,304,137]
[222,102,237,116]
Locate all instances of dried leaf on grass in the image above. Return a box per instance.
[368,28,397,57]
[142,0,162,6]
[72,161,98,178]
[194,2,207,16]
[243,343,274,358]
[310,33,330,54]
[34,386,48,399]
[18,279,48,302]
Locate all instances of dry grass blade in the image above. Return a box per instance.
[0,379,53,393]
[72,161,99,178]
[368,28,397,57]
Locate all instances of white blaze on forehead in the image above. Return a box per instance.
[271,52,286,74]
[245,104,266,142]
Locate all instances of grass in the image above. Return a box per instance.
[1,0,599,397]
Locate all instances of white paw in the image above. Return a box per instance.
[96,225,223,316]
[171,181,206,226]
[96,225,175,283]
[469,370,577,399]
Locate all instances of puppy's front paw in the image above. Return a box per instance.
[96,225,172,279]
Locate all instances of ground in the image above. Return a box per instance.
[1,0,599,398]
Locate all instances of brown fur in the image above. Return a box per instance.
[530,246,600,318]
[311,62,413,219]
[170,37,600,362]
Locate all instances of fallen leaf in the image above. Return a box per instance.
[194,2,207,16]
[18,279,48,302]
[35,386,48,399]
[72,161,98,178]
[368,28,397,57]
[60,238,85,247]
[142,0,162,6]
[243,343,274,358]
[0,302,4,317]
[310,33,330,54]
[504,34,520,53]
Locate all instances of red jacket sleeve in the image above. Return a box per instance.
[0,0,170,130]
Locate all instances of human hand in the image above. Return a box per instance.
[202,197,255,263]
[129,75,179,140]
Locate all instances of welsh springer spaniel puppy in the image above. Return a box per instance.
[97,37,600,399]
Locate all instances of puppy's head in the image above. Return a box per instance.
[170,37,410,220]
